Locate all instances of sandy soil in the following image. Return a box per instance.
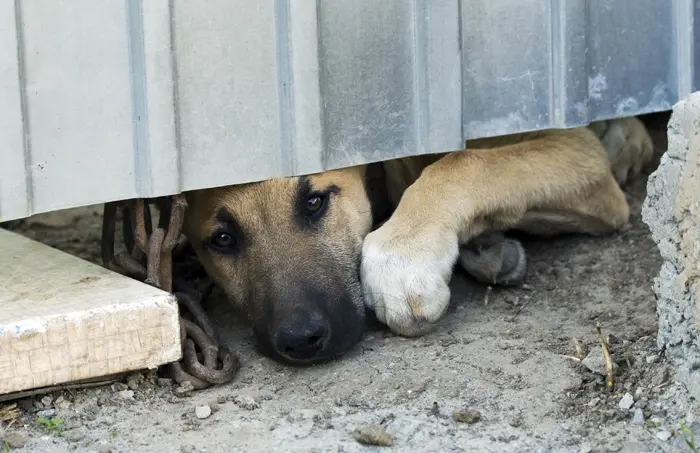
[2,113,699,453]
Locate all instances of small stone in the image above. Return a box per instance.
[98,443,117,453]
[652,367,670,386]
[656,430,672,441]
[116,390,134,401]
[352,424,393,446]
[63,428,85,442]
[156,378,172,387]
[55,398,72,410]
[618,393,635,411]
[174,381,195,397]
[631,408,645,425]
[112,383,128,392]
[646,355,658,364]
[587,397,600,407]
[452,409,482,424]
[216,396,226,405]
[40,395,53,407]
[3,432,28,448]
[234,395,259,410]
[195,405,212,420]
[126,376,140,391]
[36,409,56,418]
[581,346,618,376]
[578,442,592,453]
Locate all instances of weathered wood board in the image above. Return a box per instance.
[0,228,181,395]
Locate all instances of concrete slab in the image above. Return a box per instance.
[643,91,700,398]
[0,228,181,396]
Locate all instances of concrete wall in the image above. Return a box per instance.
[642,91,700,397]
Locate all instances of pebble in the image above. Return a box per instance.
[157,378,173,387]
[631,408,645,425]
[116,390,135,401]
[112,383,129,392]
[656,430,672,441]
[452,409,482,424]
[41,395,53,407]
[36,409,56,418]
[234,395,259,410]
[127,375,140,391]
[352,424,393,446]
[174,381,195,397]
[579,442,593,453]
[646,355,658,364]
[63,428,85,442]
[618,393,635,411]
[217,396,226,404]
[581,346,618,376]
[652,367,670,386]
[195,405,212,420]
[98,443,117,453]
[3,432,28,448]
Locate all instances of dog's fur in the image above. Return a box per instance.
[182,117,654,365]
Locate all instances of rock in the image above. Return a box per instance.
[126,375,141,391]
[618,393,635,411]
[36,409,56,418]
[174,381,195,397]
[3,432,28,448]
[195,405,212,420]
[157,378,173,387]
[40,395,53,407]
[631,408,645,425]
[116,390,135,401]
[652,367,670,387]
[98,443,117,453]
[578,442,593,453]
[352,424,393,446]
[586,397,600,407]
[112,383,129,392]
[581,346,618,376]
[63,428,85,442]
[452,409,482,424]
[646,355,658,364]
[234,395,259,410]
[656,430,672,441]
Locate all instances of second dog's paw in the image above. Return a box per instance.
[598,117,654,186]
[360,224,459,337]
[459,233,527,286]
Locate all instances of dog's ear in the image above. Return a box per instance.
[364,162,394,228]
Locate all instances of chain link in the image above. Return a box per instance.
[101,195,237,389]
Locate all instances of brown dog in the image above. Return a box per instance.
[182,117,654,365]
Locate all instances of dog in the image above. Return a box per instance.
[182,117,654,365]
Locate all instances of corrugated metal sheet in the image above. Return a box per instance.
[1,0,697,222]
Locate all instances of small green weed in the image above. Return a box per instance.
[680,420,698,453]
[37,416,64,436]
[3,440,10,453]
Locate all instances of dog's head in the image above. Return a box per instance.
[183,165,388,365]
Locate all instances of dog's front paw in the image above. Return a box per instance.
[597,117,654,185]
[360,223,459,337]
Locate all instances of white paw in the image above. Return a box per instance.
[360,223,459,337]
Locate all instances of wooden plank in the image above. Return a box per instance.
[0,228,181,395]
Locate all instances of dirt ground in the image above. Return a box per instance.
[2,114,700,453]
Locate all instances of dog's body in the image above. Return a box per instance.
[183,117,654,364]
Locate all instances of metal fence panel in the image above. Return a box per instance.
[1,0,697,221]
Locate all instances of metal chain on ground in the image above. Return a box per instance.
[101,195,237,389]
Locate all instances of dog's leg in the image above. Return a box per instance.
[362,123,649,337]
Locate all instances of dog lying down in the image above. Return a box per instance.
[181,117,654,365]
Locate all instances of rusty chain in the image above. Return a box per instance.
[101,195,237,389]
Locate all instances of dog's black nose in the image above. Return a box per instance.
[276,315,329,361]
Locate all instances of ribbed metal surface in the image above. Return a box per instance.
[1,0,697,221]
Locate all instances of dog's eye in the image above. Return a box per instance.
[304,194,326,215]
[211,232,236,249]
